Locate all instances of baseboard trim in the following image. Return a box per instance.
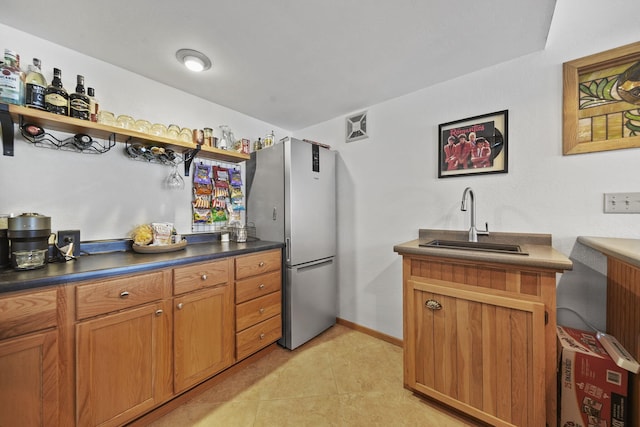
[336,317,403,348]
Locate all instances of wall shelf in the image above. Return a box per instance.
[1,104,250,165]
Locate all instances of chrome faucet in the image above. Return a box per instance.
[460,187,489,242]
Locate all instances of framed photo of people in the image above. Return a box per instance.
[437,110,508,178]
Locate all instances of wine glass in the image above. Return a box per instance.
[166,165,185,190]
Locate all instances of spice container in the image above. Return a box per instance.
[203,127,213,146]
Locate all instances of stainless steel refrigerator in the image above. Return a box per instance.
[246,137,336,350]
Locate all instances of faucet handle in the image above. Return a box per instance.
[478,222,490,236]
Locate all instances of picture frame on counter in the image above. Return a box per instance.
[563,41,640,155]
[437,109,508,178]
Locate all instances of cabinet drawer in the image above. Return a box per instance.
[235,249,281,280]
[235,270,281,303]
[76,271,166,320]
[173,258,231,295]
[236,291,281,332]
[0,289,57,340]
[236,314,281,360]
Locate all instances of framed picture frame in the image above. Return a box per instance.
[438,110,508,178]
[563,41,640,155]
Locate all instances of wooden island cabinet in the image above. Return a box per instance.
[395,233,572,427]
[0,245,282,427]
[577,236,640,426]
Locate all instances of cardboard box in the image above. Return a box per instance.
[557,326,629,427]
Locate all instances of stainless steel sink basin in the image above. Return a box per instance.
[419,239,528,255]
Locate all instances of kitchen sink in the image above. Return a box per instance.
[419,239,528,255]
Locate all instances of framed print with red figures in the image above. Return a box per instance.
[438,110,508,178]
[563,41,640,155]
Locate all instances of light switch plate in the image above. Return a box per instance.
[603,192,640,213]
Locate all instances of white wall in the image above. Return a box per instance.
[2,1,639,340]
[0,24,289,241]
[295,0,640,338]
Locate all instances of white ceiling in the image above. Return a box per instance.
[1,1,557,131]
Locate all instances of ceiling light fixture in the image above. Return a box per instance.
[176,49,212,72]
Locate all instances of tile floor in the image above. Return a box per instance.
[149,324,481,426]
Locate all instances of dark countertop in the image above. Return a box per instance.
[394,229,573,272]
[0,239,284,294]
[577,236,640,269]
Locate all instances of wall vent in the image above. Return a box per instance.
[345,111,368,142]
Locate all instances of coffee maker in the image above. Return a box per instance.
[7,213,51,270]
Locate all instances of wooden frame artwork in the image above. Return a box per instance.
[563,41,640,155]
[438,110,508,178]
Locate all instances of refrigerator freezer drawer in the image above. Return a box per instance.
[282,257,337,349]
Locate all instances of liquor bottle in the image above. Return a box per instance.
[0,49,25,105]
[87,87,99,122]
[24,58,46,110]
[69,75,90,120]
[45,68,69,115]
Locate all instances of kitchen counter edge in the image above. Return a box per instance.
[577,236,640,269]
[394,239,573,271]
[0,240,284,294]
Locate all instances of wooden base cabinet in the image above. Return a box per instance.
[173,284,234,392]
[234,250,282,361]
[0,330,59,427]
[76,300,172,427]
[172,258,235,393]
[0,288,59,427]
[400,254,562,427]
[75,271,172,427]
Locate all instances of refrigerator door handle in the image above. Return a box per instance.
[296,258,334,272]
[272,207,277,221]
[285,237,291,263]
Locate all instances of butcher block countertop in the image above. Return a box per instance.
[578,236,640,268]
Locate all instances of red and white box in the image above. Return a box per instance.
[557,326,629,427]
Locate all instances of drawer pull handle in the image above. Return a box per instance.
[177,303,184,310]
[155,309,163,316]
[259,308,265,314]
[120,291,130,298]
[258,283,265,289]
[425,299,442,310]
[201,274,208,281]
[258,262,265,267]
[259,333,265,340]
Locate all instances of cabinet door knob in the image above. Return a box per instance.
[259,333,265,340]
[259,308,265,314]
[177,303,184,310]
[155,309,163,316]
[258,261,265,267]
[258,283,265,289]
[120,291,130,298]
[201,274,208,281]
[425,299,442,310]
